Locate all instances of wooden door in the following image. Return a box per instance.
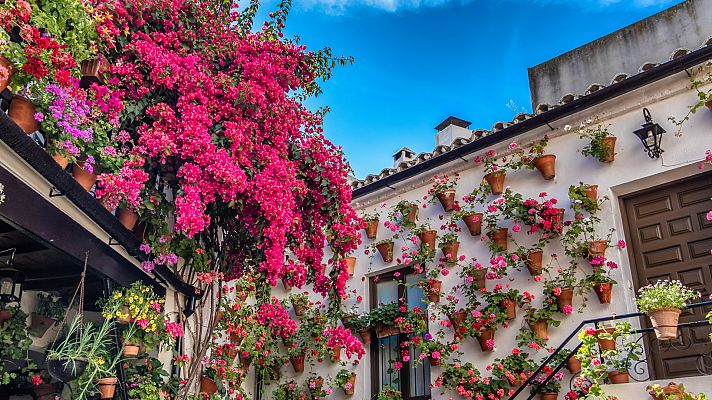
[622,171,712,379]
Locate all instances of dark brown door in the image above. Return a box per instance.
[622,171,712,379]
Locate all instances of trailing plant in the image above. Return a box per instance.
[0,306,32,385]
[568,183,601,214]
[35,292,64,320]
[332,368,355,391]
[435,362,511,399]
[579,125,615,162]
[490,348,535,385]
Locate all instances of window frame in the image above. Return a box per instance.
[369,266,431,400]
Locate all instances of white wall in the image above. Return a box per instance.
[331,67,712,399]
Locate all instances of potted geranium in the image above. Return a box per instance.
[543,266,578,314]
[580,125,617,163]
[332,369,357,396]
[636,280,699,340]
[0,306,32,385]
[452,209,484,236]
[523,303,561,341]
[438,232,460,263]
[491,348,535,386]
[429,174,459,212]
[647,383,707,400]
[307,374,326,399]
[30,293,64,338]
[346,314,372,345]
[568,183,601,214]
[530,137,556,180]
[362,211,380,239]
[373,238,395,263]
[463,305,505,352]
[287,292,310,318]
[583,257,617,304]
[412,223,437,250]
[484,286,527,321]
[273,380,300,400]
[530,365,563,400]
[389,200,419,229]
[414,332,451,366]
[460,261,488,290]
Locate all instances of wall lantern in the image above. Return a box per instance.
[633,108,666,159]
[0,248,24,304]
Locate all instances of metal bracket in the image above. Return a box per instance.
[458,156,469,163]
[386,184,397,191]
[546,122,556,131]
[49,187,64,198]
[108,237,121,246]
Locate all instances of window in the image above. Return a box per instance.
[370,267,431,400]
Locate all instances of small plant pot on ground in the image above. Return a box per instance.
[607,370,629,384]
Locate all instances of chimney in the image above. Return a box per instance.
[393,147,416,168]
[435,116,472,147]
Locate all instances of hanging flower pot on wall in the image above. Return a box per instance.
[585,185,598,203]
[470,269,486,290]
[345,257,356,276]
[533,154,557,180]
[566,357,581,374]
[596,326,616,350]
[426,279,442,303]
[117,207,139,231]
[357,328,372,345]
[555,287,574,312]
[375,241,394,263]
[529,319,549,340]
[588,240,608,259]
[364,219,379,239]
[448,309,467,331]
[476,329,495,352]
[600,137,617,163]
[594,282,613,304]
[343,373,357,395]
[462,212,484,236]
[440,241,460,263]
[402,203,418,225]
[72,158,97,191]
[0,55,16,92]
[484,172,506,195]
[526,250,543,276]
[8,96,40,134]
[200,376,218,394]
[500,300,517,320]
[436,190,456,212]
[488,228,509,252]
[290,354,305,373]
[418,230,437,250]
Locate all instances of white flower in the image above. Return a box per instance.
[564,125,572,131]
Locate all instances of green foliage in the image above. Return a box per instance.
[377,386,403,400]
[35,292,65,320]
[647,383,707,400]
[579,125,615,162]
[30,0,98,62]
[636,280,700,314]
[0,306,32,385]
[369,303,401,326]
[333,369,355,389]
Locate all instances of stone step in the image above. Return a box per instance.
[601,375,711,399]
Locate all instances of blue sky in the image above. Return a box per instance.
[263,0,681,178]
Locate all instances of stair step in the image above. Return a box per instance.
[601,376,711,399]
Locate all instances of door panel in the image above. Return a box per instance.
[622,171,712,379]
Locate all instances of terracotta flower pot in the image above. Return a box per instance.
[376,241,394,263]
[448,310,467,330]
[230,331,244,346]
[331,345,342,362]
[484,172,506,195]
[72,159,97,191]
[375,324,401,338]
[600,137,617,163]
[293,303,306,317]
[123,344,140,358]
[282,278,293,291]
[428,355,442,366]
[488,228,508,251]
[344,373,356,395]
[585,185,598,203]
[426,279,442,303]
[436,190,456,212]
[588,240,608,259]
[418,230,437,250]
[80,56,110,86]
[555,287,574,312]
[440,241,460,263]
[33,383,62,400]
[596,326,616,350]
[0,310,12,325]
[540,393,559,400]
[49,150,70,170]
[607,370,629,384]
[117,207,139,231]
[8,96,40,134]
[706,100,712,113]
[476,329,495,352]
[29,313,57,338]
[200,376,218,394]
[290,354,305,373]
[403,204,418,225]
[358,328,372,345]
[365,219,379,239]
[97,377,118,399]
[239,353,251,368]
[345,257,357,276]
[594,282,613,304]
[470,269,486,290]
[224,346,238,361]
[648,308,681,340]
[462,213,484,236]
[526,250,543,276]
[529,319,549,340]
[500,299,517,320]
[534,154,557,180]
[0,55,16,92]
[566,357,582,374]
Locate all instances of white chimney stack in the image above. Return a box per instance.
[435,116,472,147]
[393,147,416,168]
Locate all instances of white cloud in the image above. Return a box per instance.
[299,0,675,14]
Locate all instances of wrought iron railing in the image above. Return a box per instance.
[509,300,712,400]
